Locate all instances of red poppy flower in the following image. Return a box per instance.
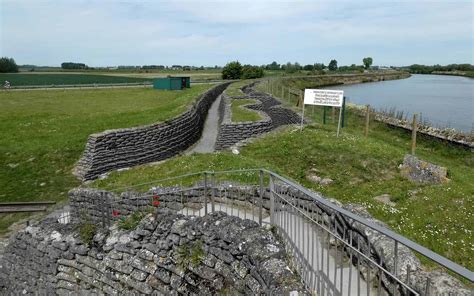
[112,210,119,217]
[153,201,160,207]
[153,195,160,200]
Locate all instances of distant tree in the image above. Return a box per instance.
[313,63,326,71]
[266,61,280,70]
[328,59,338,71]
[0,57,19,73]
[303,64,314,71]
[242,65,264,79]
[284,62,299,74]
[363,57,373,69]
[61,62,87,70]
[222,61,243,79]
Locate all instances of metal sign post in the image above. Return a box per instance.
[336,101,343,137]
[300,101,305,131]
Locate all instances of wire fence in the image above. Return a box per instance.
[64,169,472,295]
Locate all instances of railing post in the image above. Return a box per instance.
[204,172,208,215]
[269,174,275,225]
[259,170,264,226]
[211,172,215,213]
[393,240,399,295]
[100,191,107,229]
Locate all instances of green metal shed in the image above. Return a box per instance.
[153,77,190,90]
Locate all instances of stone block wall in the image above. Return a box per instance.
[67,183,472,295]
[74,82,231,181]
[0,210,307,295]
[69,185,268,228]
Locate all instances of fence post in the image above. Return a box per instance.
[269,174,275,225]
[259,170,264,226]
[204,172,208,215]
[365,105,370,137]
[411,113,417,155]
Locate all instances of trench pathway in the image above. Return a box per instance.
[187,94,223,154]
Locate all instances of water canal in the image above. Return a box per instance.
[329,74,473,133]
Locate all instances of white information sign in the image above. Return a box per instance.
[304,89,344,107]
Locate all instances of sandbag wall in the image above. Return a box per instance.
[215,95,273,150]
[215,83,302,150]
[74,82,230,181]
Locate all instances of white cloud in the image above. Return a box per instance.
[1,0,472,66]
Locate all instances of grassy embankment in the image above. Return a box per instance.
[0,73,153,86]
[231,99,262,122]
[0,84,213,232]
[92,76,473,271]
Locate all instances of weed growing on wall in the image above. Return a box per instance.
[176,240,205,270]
[78,222,97,246]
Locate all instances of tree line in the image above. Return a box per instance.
[222,57,374,79]
[406,64,473,74]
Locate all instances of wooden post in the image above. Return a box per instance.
[365,105,370,137]
[411,113,417,155]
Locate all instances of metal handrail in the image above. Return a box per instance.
[101,168,473,282]
[262,169,474,281]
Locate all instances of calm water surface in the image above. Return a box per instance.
[328,74,473,133]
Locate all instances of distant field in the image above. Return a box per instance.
[0,73,153,86]
[0,84,213,232]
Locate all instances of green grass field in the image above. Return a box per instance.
[92,101,473,270]
[0,84,213,232]
[0,73,153,86]
[231,99,262,122]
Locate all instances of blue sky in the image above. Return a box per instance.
[1,0,472,67]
